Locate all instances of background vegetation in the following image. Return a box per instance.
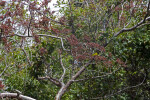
[0,0,150,100]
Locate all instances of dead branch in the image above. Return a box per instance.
[38,76,62,87]
[0,93,36,100]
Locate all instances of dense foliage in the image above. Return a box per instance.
[0,0,150,100]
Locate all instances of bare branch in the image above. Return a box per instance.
[104,16,150,47]
[38,76,62,87]
[0,93,36,100]
[3,33,69,51]
[55,61,92,100]
[103,1,150,47]
[59,55,66,83]
[137,22,150,28]
[114,17,150,37]
[9,33,63,38]
[73,67,120,82]
[118,1,127,27]
[21,47,32,66]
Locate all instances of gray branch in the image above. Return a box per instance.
[0,93,36,100]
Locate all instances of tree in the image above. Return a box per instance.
[0,0,150,99]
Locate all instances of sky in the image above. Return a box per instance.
[4,0,67,11]
[49,0,60,11]
[3,0,67,16]
[49,0,67,15]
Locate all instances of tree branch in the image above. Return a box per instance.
[3,33,69,51]
[21,47,32,66]
[104,1,150,47]
[59,55,66,83]
[73,67,120,82]
[55,61,92,100]
[38,76,62,87]
[104,16,150,47]
[0,93,36,100]
[114,17,150,37]
[115,0,150,36]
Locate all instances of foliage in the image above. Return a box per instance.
[111,25,150,99]
[0,0,150,100]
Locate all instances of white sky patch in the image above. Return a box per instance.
[49,0,68,16]
[49,0,60,11]
[3,0,67,15]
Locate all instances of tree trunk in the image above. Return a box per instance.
[55,62,91,100]
[55,85,66,100]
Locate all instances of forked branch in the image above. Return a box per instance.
[38,76,62,87]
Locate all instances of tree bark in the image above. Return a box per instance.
[55,85,65,100]
[55,61,91,100]
[0,93,36,100]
